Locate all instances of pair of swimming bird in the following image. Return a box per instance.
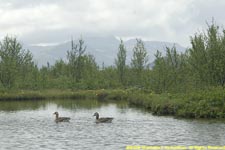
[53,112,113,123]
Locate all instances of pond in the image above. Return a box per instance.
[0,99,225,150]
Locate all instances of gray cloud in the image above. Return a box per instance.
[0,0,225,47]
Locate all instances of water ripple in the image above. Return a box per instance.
[0,101,225,149]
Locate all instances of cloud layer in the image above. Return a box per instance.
[0,0,225,46]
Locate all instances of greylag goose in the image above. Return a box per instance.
[93,112,113,123]
[53,112,70,123]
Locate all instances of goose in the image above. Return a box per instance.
[93,112,113,123]
[53,112,70,123]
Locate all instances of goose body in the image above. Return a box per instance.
[93,112,113,123]
[53,112,70,123]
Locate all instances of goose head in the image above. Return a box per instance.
[53,112,59,119]
[93,112,99,119]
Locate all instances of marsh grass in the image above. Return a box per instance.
[1,87,225,118]
[127,87,225,118]
[0,89,96,100]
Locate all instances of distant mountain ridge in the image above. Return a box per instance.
[25,36,186,67]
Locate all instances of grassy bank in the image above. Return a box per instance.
[1,88,225,119]
[0,89,96,100]
[0,89,129,101]
[127,88,225,119]
[85,88,225,119]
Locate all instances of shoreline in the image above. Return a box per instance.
[0,88,225,119]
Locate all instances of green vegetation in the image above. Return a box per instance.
[128,87,225,118]
[1,88,225,119]
[1,21,225,118]
[0,89,97,100]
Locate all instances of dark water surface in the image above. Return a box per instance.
[0,99,225,150]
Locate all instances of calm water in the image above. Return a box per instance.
[0,99,225,150]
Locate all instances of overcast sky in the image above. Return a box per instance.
[0,0,225,47]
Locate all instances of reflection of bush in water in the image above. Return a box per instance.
[52,99,101,110]
[0,100,47,111]
[53,99,128,110]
